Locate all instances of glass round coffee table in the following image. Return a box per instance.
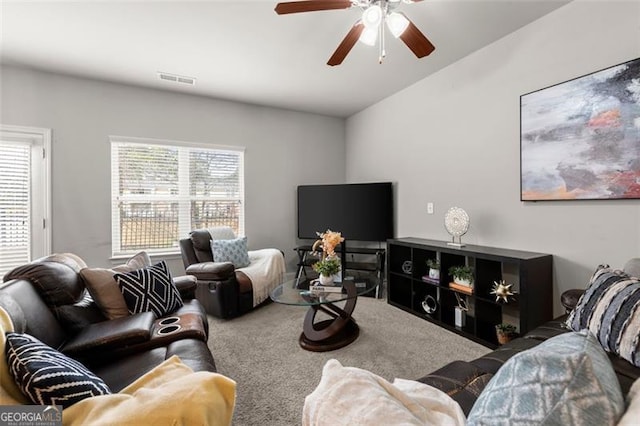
[270,278,377,352]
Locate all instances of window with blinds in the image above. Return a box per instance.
[0,125,50,277]
[110,137,245,256]
[0,142,31,275]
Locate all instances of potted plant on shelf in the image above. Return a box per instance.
[311,229,344,285]
[495,323,517,345]
[448,265,474,287]
[426,259,440,280]
[312,258,341,285]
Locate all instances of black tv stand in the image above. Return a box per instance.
[294,244,386,298]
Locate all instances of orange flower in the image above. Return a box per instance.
[311,229,344,260]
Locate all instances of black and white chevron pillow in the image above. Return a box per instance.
[115,260,183,317]
[5,333,111,408]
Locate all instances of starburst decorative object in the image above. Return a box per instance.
[491,280,515,303]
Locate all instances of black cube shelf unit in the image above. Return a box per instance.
[387,238,553,348]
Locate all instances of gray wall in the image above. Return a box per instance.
[2,1,639,312]
[0,65,346,273]
[345,0,640,316]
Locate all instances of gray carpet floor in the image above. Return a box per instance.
[207,297,490,426]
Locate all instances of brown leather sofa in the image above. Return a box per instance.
[0,255,216,393]
[180,229,255,319]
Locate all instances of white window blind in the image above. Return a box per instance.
[0,142,31,275]
[0,125,50,277]
[111,137,244,256]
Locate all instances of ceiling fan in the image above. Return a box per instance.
[274,0,435,66]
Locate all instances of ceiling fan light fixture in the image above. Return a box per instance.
[274,0,435,65]
[387,12,409,37]
[359,26,378,46]
[362,5,382,28]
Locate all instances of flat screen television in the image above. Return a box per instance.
[297,182,394,242]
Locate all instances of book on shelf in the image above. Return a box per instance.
[449,282,474,295]
[309,282,344,293]
[421,275,440,284]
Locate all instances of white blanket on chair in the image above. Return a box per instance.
[238,248,285,307]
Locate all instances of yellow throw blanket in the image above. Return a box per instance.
[63,356,236,426]
[0,307,29,404]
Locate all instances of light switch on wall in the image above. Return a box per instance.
[427,202,434,214]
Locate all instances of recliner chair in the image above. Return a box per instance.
[179,228,285,319]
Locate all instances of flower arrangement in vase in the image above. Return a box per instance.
[311,229,344,285]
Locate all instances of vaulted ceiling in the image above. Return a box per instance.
[0,0,571,117]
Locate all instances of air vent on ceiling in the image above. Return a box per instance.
[157,72,196,86]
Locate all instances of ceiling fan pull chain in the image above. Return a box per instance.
[379,23,385,63]
[379,0,386,63]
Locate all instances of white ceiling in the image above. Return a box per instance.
[1,0,571,118]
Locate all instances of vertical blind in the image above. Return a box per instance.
[111,138,244,256]
[0,141,31,276]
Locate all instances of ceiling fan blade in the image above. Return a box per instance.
[274,0,352,15]
[327,21,365,66]
[399,17,435,58]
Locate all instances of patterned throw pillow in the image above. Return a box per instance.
[5,333,111,408]
[566,265,640,367]
[114,261,183,317]
[211,237,250,268]
[80,251,152,320]
[467,330,624,425]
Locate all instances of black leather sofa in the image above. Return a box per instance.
[418,304,640,416]
[0,254,215,393]
[418,317,638,415]
[417,258,640,415]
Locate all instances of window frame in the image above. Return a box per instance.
[0,124,52,273]
[110,135,245,257]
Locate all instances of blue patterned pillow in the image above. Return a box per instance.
[467,330,624,425]
[115,260,183,317]
[211,237,250,268]
[567,265,640,367]
[5,333,111,408]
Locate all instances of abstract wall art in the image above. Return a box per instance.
[521,57,640,201]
